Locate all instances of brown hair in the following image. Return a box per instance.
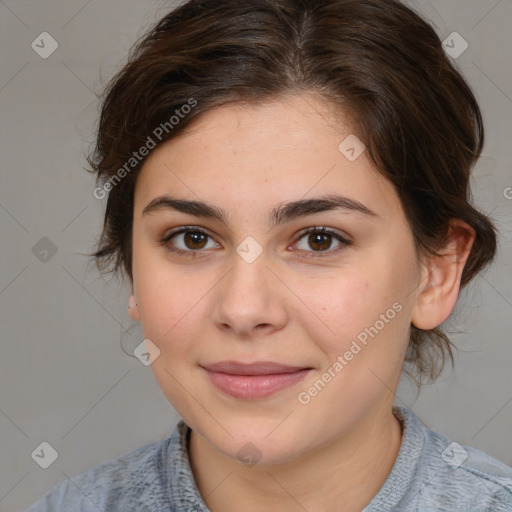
[87,0,497,384]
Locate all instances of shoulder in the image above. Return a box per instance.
[26,433,175,512]
[420,428,512,510]
[399,407,512,511]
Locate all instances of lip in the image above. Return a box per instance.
[201,361,312,399]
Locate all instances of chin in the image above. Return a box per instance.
[222,434,303,467]
[199,414,308,465]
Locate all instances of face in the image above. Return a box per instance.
[130,93,423,464]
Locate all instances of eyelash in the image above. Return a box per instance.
[159,226,352,260]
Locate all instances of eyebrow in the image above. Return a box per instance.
[142,193,379,228]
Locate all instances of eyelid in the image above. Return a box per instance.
[162,225,214,240]
[293,225,351,243]
[160,225,352,258]
[289,226,352,257]
[161,226,220,249]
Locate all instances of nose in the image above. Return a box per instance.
[211,250,288,338]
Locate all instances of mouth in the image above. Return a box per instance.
[200,361,313,399]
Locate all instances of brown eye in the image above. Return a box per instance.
[293,227,351,257]
[160,227,219,257]
[307,232,333,251]
[182,231,208,250]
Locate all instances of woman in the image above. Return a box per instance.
[28,0,512,510]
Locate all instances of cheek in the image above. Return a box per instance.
[295,266,382,350]
[137,281,200,354]
[133,260,207,410]
[300,259,412,366]
[324,278,371,342]
[132,245,197,349]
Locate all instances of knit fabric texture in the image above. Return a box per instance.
[26,406,512,511]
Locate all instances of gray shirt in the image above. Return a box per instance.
[26,406,512,511]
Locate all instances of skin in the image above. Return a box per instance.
[128,93,475,512]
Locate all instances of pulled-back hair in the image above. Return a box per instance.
[87,0,497,384]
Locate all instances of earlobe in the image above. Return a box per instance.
[128,295,140,321]
[411,220,476,330]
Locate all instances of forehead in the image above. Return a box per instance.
[134,94,403,222]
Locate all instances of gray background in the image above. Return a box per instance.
[1,0,511,510]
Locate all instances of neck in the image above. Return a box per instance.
[188,403,403,512]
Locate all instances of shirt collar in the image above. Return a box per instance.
[163,406,424,511]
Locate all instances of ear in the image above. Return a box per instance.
[411,220,476,330]
[128,294,140,322]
